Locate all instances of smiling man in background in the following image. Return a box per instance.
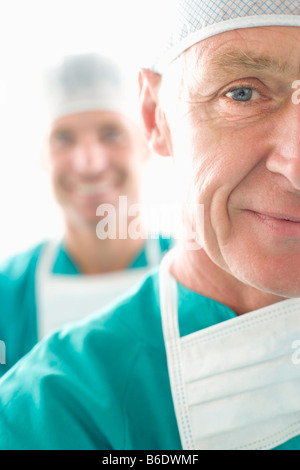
[0,53,171,377]
[0,0,300,451]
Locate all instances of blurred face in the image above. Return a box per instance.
[46,110,147,228]
[148,26,300,299]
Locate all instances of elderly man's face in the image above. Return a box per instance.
[142,26,300,298]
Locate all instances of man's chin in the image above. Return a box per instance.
[235,267,300,302]
[64,210,101,232]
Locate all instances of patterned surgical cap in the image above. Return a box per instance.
[153,0,300,73]
[43,53,138,124]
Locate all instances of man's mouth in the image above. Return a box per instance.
[255,211,300,223]
[76,181,116,196]
[248,210,300,237]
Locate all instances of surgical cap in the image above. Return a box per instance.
[153,0,300,73]
[42,53,138,124]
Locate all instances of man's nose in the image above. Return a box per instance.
[72,140,109,175]
[266,101,300,190]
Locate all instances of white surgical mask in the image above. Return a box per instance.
[159,251,300,450]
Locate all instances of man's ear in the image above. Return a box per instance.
[138,68,173,157]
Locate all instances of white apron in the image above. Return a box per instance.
[159,251,300,450]
[36,239,162,339]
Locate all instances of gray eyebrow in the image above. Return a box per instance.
[211,50,292,75]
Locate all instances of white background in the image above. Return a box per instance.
[0,0,178,261]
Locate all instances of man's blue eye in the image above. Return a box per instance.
[227,87,253,102]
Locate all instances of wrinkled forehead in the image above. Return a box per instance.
[159,26,300,98]
[185,26,300,74]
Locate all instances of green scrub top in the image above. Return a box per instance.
[0,271,299,450]
[0,237,172,377]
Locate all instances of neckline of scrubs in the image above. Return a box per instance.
[52,238,165,275]
[176,281,237,337]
